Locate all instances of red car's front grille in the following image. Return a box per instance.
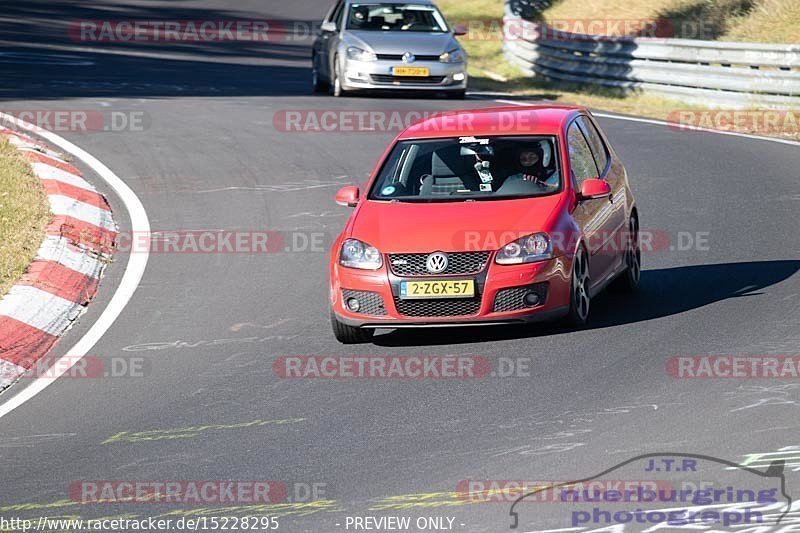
[388,251,490,277]
[393,297,481,317]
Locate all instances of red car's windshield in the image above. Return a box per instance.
[369,136,561,202]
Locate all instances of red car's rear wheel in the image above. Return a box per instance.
[612,214,641,292]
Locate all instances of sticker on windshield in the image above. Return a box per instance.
[459,136,489,145]
[381,185,396,195]
[475,161,494,183]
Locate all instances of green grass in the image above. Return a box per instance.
[0,139,50,297]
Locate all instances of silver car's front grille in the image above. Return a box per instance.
[376,54,441,61]
[370,75,446,85]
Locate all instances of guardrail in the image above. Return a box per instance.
[502,2,800,109]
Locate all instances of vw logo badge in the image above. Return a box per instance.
[426,252,448,274]
[402,52,416,64]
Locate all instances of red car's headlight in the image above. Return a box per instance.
[495,233,552,265]
[339,239,382,270]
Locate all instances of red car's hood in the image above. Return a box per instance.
[349,195,565,253]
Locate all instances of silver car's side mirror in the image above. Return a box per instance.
[320,21,337,33]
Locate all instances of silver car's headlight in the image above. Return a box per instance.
[346,46,377,62]
[339,239,382,270]
[495,233,552,265]
[440,48,465,63]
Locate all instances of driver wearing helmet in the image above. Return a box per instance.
[503,143,557,187]
[352,6,370,26]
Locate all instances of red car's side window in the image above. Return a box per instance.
[567,122,600,188]
[577,116,610,176]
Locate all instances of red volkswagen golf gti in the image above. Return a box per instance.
[329,105,641,343]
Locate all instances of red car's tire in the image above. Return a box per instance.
[565,246,590,326]
[611,214,641,293]
[331,311,374,344]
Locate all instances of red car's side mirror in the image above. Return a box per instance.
[335,186,360,207]
[453,24,468,36]
[578,178,611,201]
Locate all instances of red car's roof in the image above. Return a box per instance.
[397,105,585,139]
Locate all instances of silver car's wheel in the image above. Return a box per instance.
[330,58,345,97]
[333,71,342,97]
[312,62,328,93]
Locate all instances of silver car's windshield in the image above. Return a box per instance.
[346,3,449,32]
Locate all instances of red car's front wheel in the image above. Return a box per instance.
[566,246,590,326]
[331,311,374,344]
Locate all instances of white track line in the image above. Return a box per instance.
[477,96,800,147]
[0,112,150,419]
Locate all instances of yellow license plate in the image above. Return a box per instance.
[400,280,475,299]
[392,66,430,77]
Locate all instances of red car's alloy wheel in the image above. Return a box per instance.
[626,216,642,286]
[568,247,590,325]
[612,215,641,292]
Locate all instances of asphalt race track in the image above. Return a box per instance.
[1,1,799,532]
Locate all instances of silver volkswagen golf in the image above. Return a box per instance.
[312,0,468,98]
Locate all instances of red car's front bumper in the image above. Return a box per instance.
[330,254,572,328]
